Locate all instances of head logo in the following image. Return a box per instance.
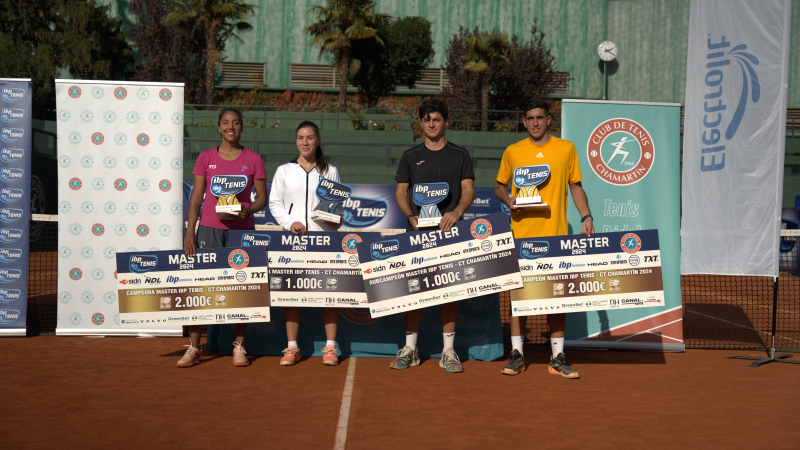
[148,157,161,170]
[129,255,158,273]
[80,155,94,168]
[170,203,182,215]
[114,87,127,99]
[69,312,82,325]
[69,268,82,280]
[136,178,150,191]
[103,246,116,259]
[159,134,172,146]
[170,157,182,170]
[136,87,150,100]
[136,224,149,237]
[68,86,81,98]
[159,180,172,192]
[114,223,127,236]
[587,118,654,186]
[158,224,171,236]
[91,268,104,280]
[103,201,117,214]
[81,291,94,304]
[126,156,139,169]
[103,110,117,123]
[621,233,642,254]
[114,179,127,191]
[148,111,162,124]
[59,246,72,259]
[80,201,94,214]
[126,202,139,214]
[58,155,71,168]
[228,249,249,270]
[519,240,549,259]
[92,313,104,325]
[57,109,71,122]
[170,112,183,124]
[114,132,127,146]
[470,219,492,240]
[137,133,150,146]
[370,239,399,260]
[1,108,24,123]
[341,196,389,227]
[92,223,105,236]
[103,156,117,168]
[125,111,139,123]
[68,222,82,235]
[159,88,172,101]
[91,86,104,99]
[59,291,72,304]
[80,109,94,123]
[342,234,362,254]
[69,178,82,190]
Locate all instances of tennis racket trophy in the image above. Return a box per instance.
[513,165,550,210]
[210,175,248,220]
[413,182,449,228]
[310,178,352,224]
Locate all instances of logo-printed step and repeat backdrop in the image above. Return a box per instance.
[56,80,184,336]
[0,79,32,336]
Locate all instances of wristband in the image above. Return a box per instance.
[246,207,252,218]
[406,213,415,221]
[581,214,593,223]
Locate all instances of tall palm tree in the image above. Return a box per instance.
[461,32,513,131]
[162,0,258,105]
[305,0,391,107]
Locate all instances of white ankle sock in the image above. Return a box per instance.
[288,340,298,348]
[443,332,455,351]
[405,331,418,349]
[551,337,565,358]
[511,336,524,355]
[326,340,336,348]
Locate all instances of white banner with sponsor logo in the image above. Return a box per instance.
[681,0,792,276]
[55,80,184,335]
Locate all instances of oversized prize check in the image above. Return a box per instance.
[511,229,664,316]
[116,248,270,327]
[358,212,523,318]
[228,230,381,307]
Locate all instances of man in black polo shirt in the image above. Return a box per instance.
[391,98,475,373]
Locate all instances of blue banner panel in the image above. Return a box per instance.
[0,80,31,336]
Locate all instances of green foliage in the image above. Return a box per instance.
[349,16,435,107]
[305,0,391,106]
[461,32,513,73]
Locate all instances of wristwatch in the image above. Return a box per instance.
[406,213,415,221]
[581,214,593,223]
[246,207,253,218]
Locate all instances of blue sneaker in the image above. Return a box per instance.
[389,346,420,369]
[439,348,464,373]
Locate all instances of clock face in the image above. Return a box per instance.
[598,40,617,62]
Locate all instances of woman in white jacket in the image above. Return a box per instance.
[269,121,343,366]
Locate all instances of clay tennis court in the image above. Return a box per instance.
[1,336,798,450]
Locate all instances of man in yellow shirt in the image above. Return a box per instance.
[495,99,595,378]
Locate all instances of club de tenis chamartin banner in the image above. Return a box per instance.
[0,79,33,337]
[56,80,184,336]
[562,100,683,351]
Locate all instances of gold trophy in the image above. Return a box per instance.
[210,175,248,220]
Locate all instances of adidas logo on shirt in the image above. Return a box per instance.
[536,152,544,158]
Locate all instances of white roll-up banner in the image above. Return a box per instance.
[56,81,184,336]
[680,0,792,276]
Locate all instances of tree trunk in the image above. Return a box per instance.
[204,19,222,106]
[480,71,490,131]
[337,52,349,107]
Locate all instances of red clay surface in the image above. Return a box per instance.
[2,337,798,449]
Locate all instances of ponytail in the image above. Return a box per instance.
[296,120,328,176]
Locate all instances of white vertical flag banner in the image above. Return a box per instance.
[56,81,185,336]
[681,0,792,276]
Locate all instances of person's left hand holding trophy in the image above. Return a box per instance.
[310,178,352,227]
[211,174,249,221]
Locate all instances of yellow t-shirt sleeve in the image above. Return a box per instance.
[497,148,512,184]
[568,143,582,184]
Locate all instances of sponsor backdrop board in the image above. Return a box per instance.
[117,248,270,326]
[562,100,683,351]
[0,79,32,336]
[227,230,380,307]
[681,0,792,277]
[358,212,523,318]
[56,80,184,336]
[183,180,508,229]
[511,230,664,316]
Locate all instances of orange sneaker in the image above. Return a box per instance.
[321,345,339,366]
[280,346,301,366]
[176,344,203,368]
[232,341,250,367]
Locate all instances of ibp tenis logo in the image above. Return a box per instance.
[0,309,21,324]
[2,87,26,102]
[699,36,760,172]
[341,197,388,228]
[519,240,549,260]
[1,128,24,142]
[370,239,399,261]
[0,188,22,203]
[0,148,24,163]
[1,108,24,123]
[129,255,158,273]
[241,233,270,247]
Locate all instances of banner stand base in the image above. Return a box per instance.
[0,328,26,337]
[56,328,183,337]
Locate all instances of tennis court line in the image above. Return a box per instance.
[687,289,800,315]
[616,318,684,343]
[333,356,356,450]
[685,309,800,344]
